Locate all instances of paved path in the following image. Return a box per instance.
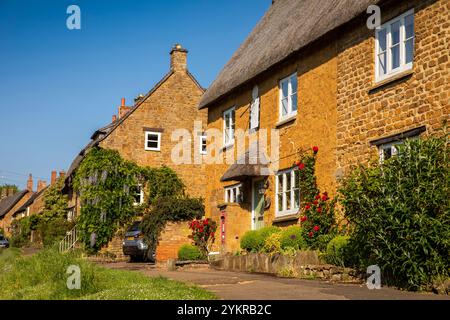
[101,262,449,300]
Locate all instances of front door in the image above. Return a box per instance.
[252,179,265,230]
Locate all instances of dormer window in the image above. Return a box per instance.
[249,86,260,131]
[279,73,297,121]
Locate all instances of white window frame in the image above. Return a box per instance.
[133,184,145,206]
[223,107,235,147]
[275,168,300,217]
[278,73,298,121]
[378,141,401,163]
[224,183,243,204]
[249,86,260,131]
[375,9,415,83]
[144,131,161,151]
[200,133,207,155]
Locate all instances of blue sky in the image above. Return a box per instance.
[0,0,270,189]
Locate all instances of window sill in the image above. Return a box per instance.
[275,115,296,128]
[273,212,301,223]
[370,69,414,93]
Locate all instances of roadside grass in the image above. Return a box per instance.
[0,248,216,300]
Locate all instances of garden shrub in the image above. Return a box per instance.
[279,225,307,250]
[339,134,450,290]
[188,218,217,256]
[240,226,281,252]
[262,232,282,254]
[325,235,349,267]
[240,230,262,253]
[178,244,204,261]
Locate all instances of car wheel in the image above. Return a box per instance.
[143,249,155,263]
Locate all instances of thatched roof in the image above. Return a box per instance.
[199,0,381,109]
[220,150,270,182]
[0,190,29,219]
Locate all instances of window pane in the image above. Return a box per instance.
[391,21,400,45]
[148,134,158,142]
[405,38,414,64]
[378,28,387,52]
[294,190,300,209]
[278,194,283,211]
[281,98,289,116]
[291,92,297,112]
[405,14,414,39]
[378,52,387,76]
[281,80,289,99]
[147,141,158,149]
[286,191,291,210]
[290,75,297,94]
[286,173,291,191]
[383,147,392,160]
[391,45,400,69]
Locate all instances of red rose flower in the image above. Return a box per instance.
[316,207,322,213]
[313,200,318,205]
[210,232,215,238]
[315,195,321,200]
[313,225,320,232]
[298,162,305,170]
[313,146,319,153]
[295,160,301,166]
[322,195,328,201]
[305,205,311,210]
[300,216,307,222]
[308,232,313,238]
[203,219,209,226]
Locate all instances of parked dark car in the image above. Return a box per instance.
[122,221,155,262]
[0,234,9,248]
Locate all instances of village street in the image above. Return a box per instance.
[102,262,450,300]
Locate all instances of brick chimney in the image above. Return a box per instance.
[170,44,188,72]
[118,98,131,119]
[112,114,117,123]
[59,170,65,180]
[50,170,57,185]
[37,180,47,192]
[26,174,33,192]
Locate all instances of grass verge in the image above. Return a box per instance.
[0,248,216,300]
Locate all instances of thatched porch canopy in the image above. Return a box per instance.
[220,150,270,182]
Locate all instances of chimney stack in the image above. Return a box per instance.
[37,180,47,192]
[51,170,57,185]
[59,170,66,180]
[112,114,117,123]
[118,98,131,119]
[170,44,188,72]
[27,174,33,192]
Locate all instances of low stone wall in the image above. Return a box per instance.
[210,252,365,283]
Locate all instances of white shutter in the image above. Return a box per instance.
[250,86,260,130]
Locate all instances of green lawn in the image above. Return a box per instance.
[0,248,216,300]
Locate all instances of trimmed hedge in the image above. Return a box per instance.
[280,226,307,250]
[178,244,204,261]
[240,226,280,252]
[325,235,349,267]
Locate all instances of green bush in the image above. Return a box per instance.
[339,134,450,290]
[262,233,282,254]
[325,235,349,267]
[240,226,281,252]
[178,244,204,261]
[280,225,307,250]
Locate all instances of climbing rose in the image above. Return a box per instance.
[313,225,320,232]
[322,194,328,201]
[298,162,305,170]
[308,232,313,238]
[316,207,322,213]
[301,216,308,222]
[313,200,318,205]
[315,195,321,200]
[305,205,311,210]
[313,146,319,153]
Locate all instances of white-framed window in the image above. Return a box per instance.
[132,184,144,206]
[224,183,243,204]
[279,73,298,121]
[379,141,401,162]
[200,133,207,155]
[144,131,161,151]
[375,9,414,82]
[249,86,260,131]
[275,168,300,217]
[223,107,235,147]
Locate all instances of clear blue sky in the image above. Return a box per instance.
[0,0,270,189]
